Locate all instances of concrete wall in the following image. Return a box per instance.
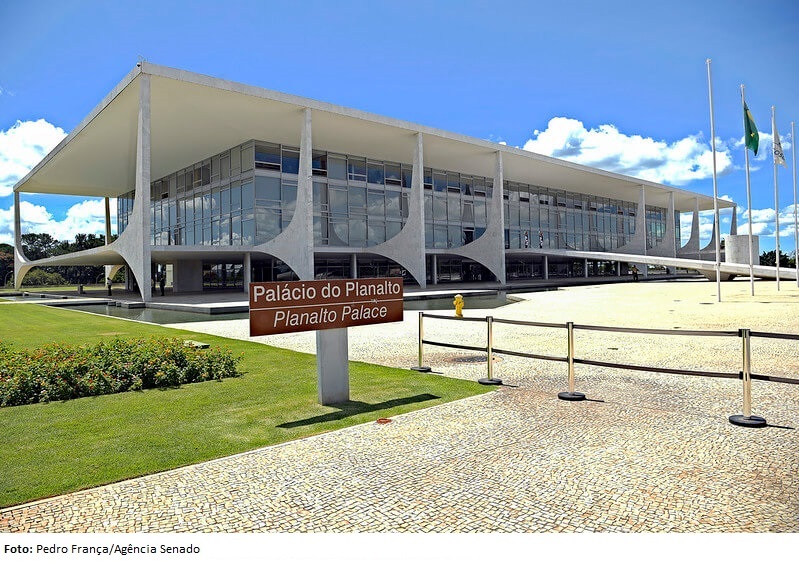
[725,234,760,266]
[172,260,204,293]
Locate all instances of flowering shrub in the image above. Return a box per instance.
[0,338,241,407]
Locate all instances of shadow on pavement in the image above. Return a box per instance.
[277,393,440,428]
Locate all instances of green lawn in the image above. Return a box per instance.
[0,304,492,508]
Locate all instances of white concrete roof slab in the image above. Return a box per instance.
[14,62,733,213]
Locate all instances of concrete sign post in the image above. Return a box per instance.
[249,278,404,405]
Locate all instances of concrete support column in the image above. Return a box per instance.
[295,108,315,281]
[315,328,349,405]
[13,191,21,250]
[617,262,622,276]
[584,259,589,278]
[640,186,648,254]
[450,151,506,284]
[694,198,701,259]
[366,133,426,287]
[132,73,152,301]
[105,197,112,244]
[431,255,438,285]
[668,192,676,256]
[102,196,114,289]
[243,252,251,292]
[350,254,358,279]
[677,198,701,259]
[412,133,426,286]
[12,191,32,288]
[543,256,549,280]
[493,152,506,284]
[249,108,314,281]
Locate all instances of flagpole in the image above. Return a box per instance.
[742,85,755,296]
[792,121,798,288]
[772,106,781,290]
[707,59,722,302]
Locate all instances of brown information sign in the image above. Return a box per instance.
[249,277,404,336]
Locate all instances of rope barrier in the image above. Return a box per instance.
[421,312,484,323]
[421,339,486,354]
[573,358,739,379]
[750,373,799,385]
[413,311,798,425]
[492,347,567,363]
[574,324,737,337]
[492,318,567,329]
[750,331,799,341]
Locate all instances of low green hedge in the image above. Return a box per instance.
[0,337,241,407]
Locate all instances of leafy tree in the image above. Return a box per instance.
[760,250,791,267]
[0,244,13,286]
[20,233,60,261]
[22,268,66,286]
[18,233,118,285]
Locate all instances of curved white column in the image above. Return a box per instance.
[250,108,315,281]
[678,198,701,259]
[617,185,647,255]
[13,191,33,288]
[450,150,506,283]
[120,73,153,301]
[368,132,427,287]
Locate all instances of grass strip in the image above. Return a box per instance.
[0,304,492,508]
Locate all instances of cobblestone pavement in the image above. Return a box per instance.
[2,279,798,532]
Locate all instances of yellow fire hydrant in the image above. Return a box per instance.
[453,294,464,317]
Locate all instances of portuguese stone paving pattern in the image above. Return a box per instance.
[2,279,798,532]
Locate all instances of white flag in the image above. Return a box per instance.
[773,117,787,167]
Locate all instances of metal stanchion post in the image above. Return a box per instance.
[479,316,502,385]
[410,311,432,372]
[729,328,766,427]
[558,321,586,401]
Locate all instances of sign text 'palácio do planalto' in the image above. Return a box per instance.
[249,277,404,336]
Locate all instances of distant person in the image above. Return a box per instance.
[159,275,165,296]
[106,277,112,296]
[631,265,639,281]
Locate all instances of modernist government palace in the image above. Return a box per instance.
[14,62,749,302]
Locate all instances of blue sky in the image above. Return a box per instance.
[1,0,798,252]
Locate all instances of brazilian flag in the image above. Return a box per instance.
[743,103,759,155]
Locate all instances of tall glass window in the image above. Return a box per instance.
[502,181,668,252]
[138,140,297,247]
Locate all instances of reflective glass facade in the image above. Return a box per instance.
[121,141,498,252]
[118,140,299,247]
[423,170,493,249]
[310,152,412,247]
[115,137,681,286]
[503,180,676,251]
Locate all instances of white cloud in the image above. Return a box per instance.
[737,204,799,240]
[0,198,117,247]
[0,119,67,197]
[523,117,734,186]
[731,130,793,165]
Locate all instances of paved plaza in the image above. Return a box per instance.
[2,279,798,532]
